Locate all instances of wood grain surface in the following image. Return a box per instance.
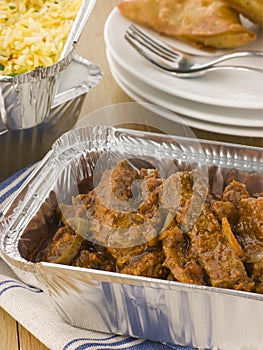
[1,0,262,349]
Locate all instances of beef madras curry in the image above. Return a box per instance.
[27,160,263,294]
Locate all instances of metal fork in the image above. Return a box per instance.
[125,24,263,78]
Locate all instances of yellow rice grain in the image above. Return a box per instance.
[0,0,82,76]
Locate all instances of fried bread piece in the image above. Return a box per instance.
[229,0,263,25]
[118,0,256,49]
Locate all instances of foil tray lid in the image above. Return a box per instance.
[52,55,103,109]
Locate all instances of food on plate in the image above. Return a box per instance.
[117,0,257,50]
[0,0,82,76]
[30,160,262,294]
[229,0,263,25]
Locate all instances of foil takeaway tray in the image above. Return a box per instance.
[0,0,97,129]
[0,125,263,350]
[0,55,102,181]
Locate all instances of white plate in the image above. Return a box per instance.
[108,54,263,137]
[111,70,263,137]
[107,48,263,128]
[104,8,263,109]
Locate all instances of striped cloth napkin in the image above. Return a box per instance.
[0,166,196,350]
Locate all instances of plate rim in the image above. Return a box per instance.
[106,48,263,128]
[108,53,263,137]
[104,7,263,110]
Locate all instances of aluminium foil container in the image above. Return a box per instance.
[0,55,102,181]
[0,0,97,130]
[0,125,263,350]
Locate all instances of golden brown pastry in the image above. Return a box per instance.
[118,0,256,49]
[229,0,263,26]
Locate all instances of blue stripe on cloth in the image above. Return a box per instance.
[62,336,197,350]
[0,164,33,188]
[0,279,42,296]
[0,164,35,207]
[62,336,123,350]
[0,284,43,296]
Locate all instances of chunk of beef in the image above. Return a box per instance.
[72,249,116,272]
[236,197,263,255]
[161,222,206,285]
[160,170,208,233]
[110,160,140,201]
[70,162,164,248]
[250,258,263,294]
[186,205,253,291]
[222,180,249,206]
[93,160,140,213]
[225,170,263,197]
[109,243,168,279]
[211,200,239,226]
[139,168,162,217]
[235,197,263,293]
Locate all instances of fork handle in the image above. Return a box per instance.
[171,65,263,78]
[203,51,263,68]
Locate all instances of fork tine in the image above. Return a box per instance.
[128,25,183,61]
[125,30,173,62]
[129,24,179,59]
[124,30,171,69]
[125,29,186,73]
[125,24,263,77]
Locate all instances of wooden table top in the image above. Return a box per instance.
[1,0,262,349]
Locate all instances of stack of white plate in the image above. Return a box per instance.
[104,8,263,137]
